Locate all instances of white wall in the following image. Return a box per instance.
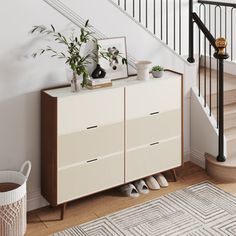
[0,0,196,211]
[0,0,76,210]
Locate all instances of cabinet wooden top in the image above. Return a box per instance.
[44,70,182,98]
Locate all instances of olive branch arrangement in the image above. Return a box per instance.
[30,20,127,87]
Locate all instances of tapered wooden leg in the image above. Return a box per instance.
[170,169,177,182]
[60,203,67,220]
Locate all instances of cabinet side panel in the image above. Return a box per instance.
[41,92,57,206]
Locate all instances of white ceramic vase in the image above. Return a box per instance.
[135,61,152,81]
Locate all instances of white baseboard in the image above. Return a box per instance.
[27,189,48,212]
[184,150,191,162]
[190,149,205,169]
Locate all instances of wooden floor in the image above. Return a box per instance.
[26,162,236,236]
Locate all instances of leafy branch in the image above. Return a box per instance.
[30,20,95,87]
[30,20,128,87]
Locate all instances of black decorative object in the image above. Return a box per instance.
[91,64,106,79]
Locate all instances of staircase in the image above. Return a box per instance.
[202,68,236,181]
[114,0,236,180]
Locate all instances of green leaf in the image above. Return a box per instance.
[51,25,55,32]
[85,19,89,27]
[122,58,127,64]
[40,50,45,55]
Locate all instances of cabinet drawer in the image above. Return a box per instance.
[58,88,124,135]
[127,109,181,149]
[58,122,123,167]
[58,153,124,204]
[126,78,181,119]
[126,137,181,182]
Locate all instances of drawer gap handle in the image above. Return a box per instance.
[87,125,98,130]
[150,112,159,116]
[150,142,159,146]
[87,158,98,163]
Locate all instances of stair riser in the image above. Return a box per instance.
[206,154,236,182]
[206,160,236,182]
[227,139,236,157]
[225,114,236,129]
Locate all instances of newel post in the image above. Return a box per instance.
[214,38,229,162]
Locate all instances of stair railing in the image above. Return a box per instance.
[188,0,229,162]
[114,0,184,55]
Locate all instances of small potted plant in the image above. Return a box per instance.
[152,65,164,78]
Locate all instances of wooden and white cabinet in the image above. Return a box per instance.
[41,71,183,219]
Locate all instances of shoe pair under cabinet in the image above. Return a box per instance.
[41,71,183,220]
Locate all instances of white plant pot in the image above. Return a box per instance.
[152,70,164,78]
[135,61,152,81]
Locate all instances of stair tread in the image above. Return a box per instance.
[199,67,236,95]
[212,102,236,115]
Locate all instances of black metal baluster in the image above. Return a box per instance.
[161,0,163,40]
[166,0,169,45]
[225,6,227,54]
[209,45,212,116]
[118,0,120,6]
[174,0,176,51]
[209,5,212,116]
[146,0,148,28]
[139,0,141,23]
[220,6,222,36]
[133,0,135,18]
[231,8,234,61]
[199,34,201,97]
[154,0,156,34]
[188,0,195,62]
[124,0,126,11]
[179,0,182,55]
[198,5,202,97]
[203,4,207,107]
[217,59,219,128]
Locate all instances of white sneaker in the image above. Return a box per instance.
[154,173,169,188]
[133,179,149,194]
[144,176,160,190]
[119,183,140,198]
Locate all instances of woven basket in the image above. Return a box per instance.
[0,161,31,236]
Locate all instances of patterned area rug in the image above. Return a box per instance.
[54,182,236,236]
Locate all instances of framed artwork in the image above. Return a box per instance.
[97,37,128,80]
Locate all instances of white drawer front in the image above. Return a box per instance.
[126,78,181,119]
[58,88,124,135]
[58,122,124,167]
[126,137,182,182]
[58,153,124,204]
[127,109,181,149]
